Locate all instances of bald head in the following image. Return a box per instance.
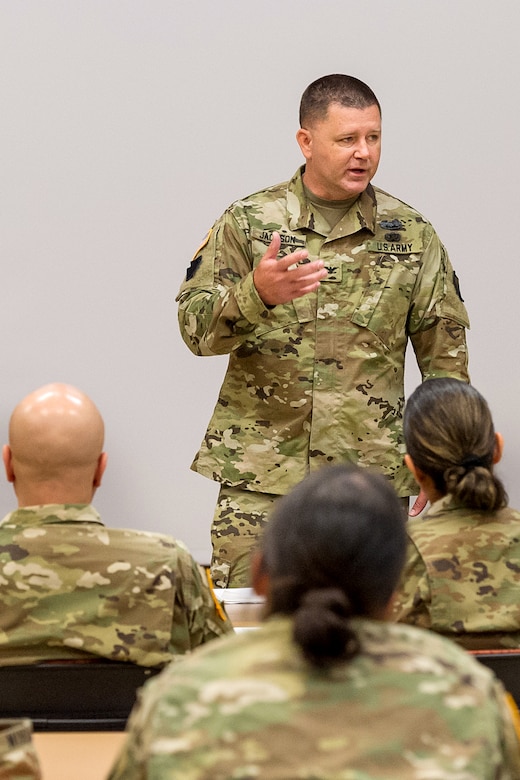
[4,383,107,506]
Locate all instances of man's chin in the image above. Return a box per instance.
[339,180,367,198]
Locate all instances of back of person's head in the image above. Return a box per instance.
[404,377,507,511]
[4,382,106,506]
[257,465,406,668]
[299,74,381,128]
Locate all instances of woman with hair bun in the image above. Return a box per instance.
[108,464,520,779]
[394,376,520,649]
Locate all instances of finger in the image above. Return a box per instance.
[265,231,281,260]
[295,264,328,281]
[291,280,324,296]
[408,493,428,516]
[288,265,328,288]
[276,250,312,271]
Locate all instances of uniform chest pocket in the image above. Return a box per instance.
[351,255,420,349]
[250,229,316,329]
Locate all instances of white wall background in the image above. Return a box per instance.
[1,0,518,562]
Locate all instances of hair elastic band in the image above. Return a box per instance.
[460,454,486,470]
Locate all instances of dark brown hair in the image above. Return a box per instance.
[260,465,406,668]
[299,74,381,128]
[404,378,507,511]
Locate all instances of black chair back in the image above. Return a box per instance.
[0,661,161,731]
[469,650,520,707]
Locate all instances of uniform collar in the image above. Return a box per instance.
[424,494,464,517]
[0,503,104,527]
[287,166,377,237]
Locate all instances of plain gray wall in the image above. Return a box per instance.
[1,0,519,562]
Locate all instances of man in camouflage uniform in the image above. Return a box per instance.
[177,74,470,587]
[392,495,520,649]
[0,383,232,667]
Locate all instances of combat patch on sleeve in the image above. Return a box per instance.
[185,229,212,281]
[186,255,202,280]
[453,270,464,302]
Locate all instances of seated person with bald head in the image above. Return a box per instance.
[0,383,232,667]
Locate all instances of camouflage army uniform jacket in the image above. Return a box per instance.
[107,616,520,779]
[393,495,520,649]
[0,504,232,667]
[177,168,470,497]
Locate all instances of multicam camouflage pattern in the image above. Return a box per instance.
[0,719,41,780]
[177,167,470,499]
[210,486,410,588]
[107,616,520,779]
[393,495,520,649]
[211,485,278,587]
[0,504,232,667]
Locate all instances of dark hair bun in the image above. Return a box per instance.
[293,587,360,668]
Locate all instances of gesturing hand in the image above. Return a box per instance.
[253,232,328,306]
[408,489,428,517]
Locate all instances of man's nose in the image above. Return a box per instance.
[354,138,369,158]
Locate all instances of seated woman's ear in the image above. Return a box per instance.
[493,433,504,465]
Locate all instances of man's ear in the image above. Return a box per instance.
[296,127,312,160]
[3,445,14,483]
[93,452,108,488]
[251,550,269,598]
[493,432,504,464]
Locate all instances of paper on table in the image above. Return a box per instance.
[213,587,265,604]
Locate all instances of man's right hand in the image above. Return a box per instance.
[253,232,328,306]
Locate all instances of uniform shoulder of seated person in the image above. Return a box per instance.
[393,376,520,650]
[107,464,520,779]
[0,383,232,668]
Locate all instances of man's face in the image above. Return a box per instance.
[297,102,382,200]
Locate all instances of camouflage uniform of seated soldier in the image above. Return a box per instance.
[107,465,520,780]
[394,377,520,649]
[0,383,232,668]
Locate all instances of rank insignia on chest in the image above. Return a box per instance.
[321,258,342,282]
